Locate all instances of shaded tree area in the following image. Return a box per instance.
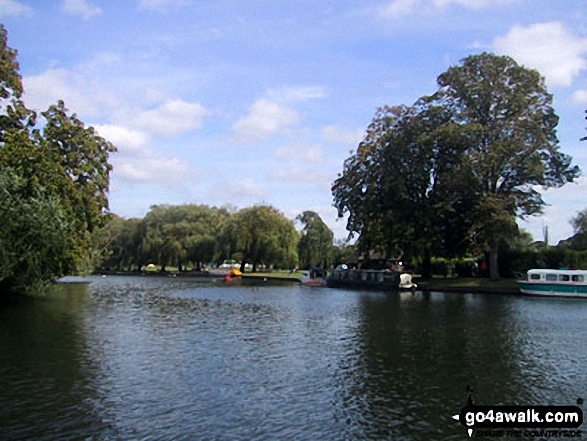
[220,205,299,272]
[333,53,580,279]
[0,25,116,294]
[559,208,587,251]
[296,211,335,269]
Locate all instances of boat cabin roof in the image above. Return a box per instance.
[528,269,587,275]
[527,268,587,282]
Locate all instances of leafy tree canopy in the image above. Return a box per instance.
[220,205,298,272]
[333,53,580,278]
[296,211,334,268]
[0,25,116,293]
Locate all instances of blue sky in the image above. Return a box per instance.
[2,0,587,244]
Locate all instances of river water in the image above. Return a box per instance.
[0,276,585,440]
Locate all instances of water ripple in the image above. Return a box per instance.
[1,278,586,439]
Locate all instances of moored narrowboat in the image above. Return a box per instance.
[326,264,401,290]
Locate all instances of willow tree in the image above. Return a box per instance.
[296,211,334,268]
[219,205,298,272]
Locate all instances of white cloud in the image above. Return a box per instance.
[433,0,515,8]
[270,167,330,187]
[231,99,300,144]
[138,0,190,12]
[274,144,326,163]
[23,67,207,137]
[62,0,102,19]
[493,22,587,87]
[24,68,104,115]
[379,0,515,18]
[23,65,210,136]
[23,68,123,117]
[93,124,151,152]
[0,0,33,17]
[379,0,422,18]
[265,86,326,102]
[572,89,587,104]
[113,151,198,184]
[210,178,267,200]
[133,99,209,136]
[322,125,364,145]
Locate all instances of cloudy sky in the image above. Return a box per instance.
[2,0,587,243]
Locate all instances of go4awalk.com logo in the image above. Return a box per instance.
[452,388,583,438]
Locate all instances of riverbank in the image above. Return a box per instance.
[93,270,519,293]
[415,277,519,294]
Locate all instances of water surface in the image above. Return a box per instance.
[1,276,585,440]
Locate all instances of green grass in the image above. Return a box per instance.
[241,270,302,280]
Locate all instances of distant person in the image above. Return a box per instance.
[480,260,487,277]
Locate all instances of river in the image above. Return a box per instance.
[0,276,585,440]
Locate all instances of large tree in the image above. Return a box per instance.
[139,204,230,271]
[431,53,579,278]
[0,25,116,292]
[296,211,334,268]
[333,53,580,279]
[96,216,145,271]
[332,104,475,275]
[219,205,298,272]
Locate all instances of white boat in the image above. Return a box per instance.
[399,273,417,290]
[517,269,587,298]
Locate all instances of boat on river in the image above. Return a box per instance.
[517,269,587,298]
[326,265,401,290]
[300,267,328,287]
[399,273,417,290]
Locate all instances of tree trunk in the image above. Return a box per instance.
[421,249,432,278]
[489,241,500,280]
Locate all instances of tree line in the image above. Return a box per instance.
[96,205,347,273]
[3,23,587,293]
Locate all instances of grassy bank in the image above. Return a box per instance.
[415,277,519,294]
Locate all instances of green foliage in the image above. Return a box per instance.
[97,205,232,272]
[0,26,116,293]
[96,204,301,273]
[332,104,475,274]
[39,101,116,233]
[296,211,334,268]
[562,208,587,250]
[219,205,298,272]
[0,25,22,100]
[499,248,587,278]
[0,170,72,293]
[333,52,580,279]
[96,216,145,271]
[432,53,579,278]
